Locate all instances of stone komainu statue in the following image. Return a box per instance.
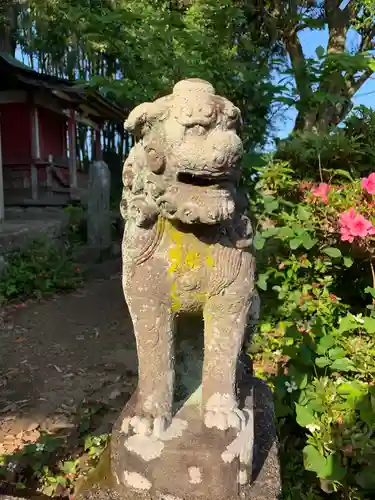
[120,78,259,437]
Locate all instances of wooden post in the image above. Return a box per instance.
[0,116,4,222]
[68,111,77,189]
[29,99,40,200]
[46,153,53,195]
[30,103,40,200]
[94,126,102,161]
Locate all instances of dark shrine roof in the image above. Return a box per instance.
[0,52,126,123]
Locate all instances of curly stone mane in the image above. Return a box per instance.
[120,78,252,250]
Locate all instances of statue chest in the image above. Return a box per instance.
[156,223,242,312]
[123,219,245,311]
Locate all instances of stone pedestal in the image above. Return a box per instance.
[77,377,281,500]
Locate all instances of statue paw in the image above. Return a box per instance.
[204,393,245,431]
[121,413,171,438]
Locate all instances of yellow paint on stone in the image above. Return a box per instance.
[165,220,215,311]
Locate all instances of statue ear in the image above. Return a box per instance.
[124,102,152,141]
[124,97,170,141]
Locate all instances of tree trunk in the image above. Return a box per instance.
[0,1,19,56]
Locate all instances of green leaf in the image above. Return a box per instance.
[321,454,346,481]
[316,335,336,355]
[261,227,279,238]
[289,367,308,389]
[298,373,308,390]
[331,169,354,183]
[303,445,326,476]
[278,226,294,238]
[322,247,342,258]
[290,238,302,250]
[339,315,358,333]
[254,235,265,250]
[257,274,268,291]
[274,96,296,106]
[263,197,279,213]
[315,45,325,59]
[365,286,375,298]
[315,356,331,368]
[328,347,346,360]
[57,476,68,486]
[337,381,366,399]
[363,317,375,334]
[300,233,317,250]
[343,256,353,268]
[61,460,78,474]
[356,467,375,489]
[298,344,314,366]
[330,358,355,372]
[295,403,315,427]
[297,205,310,221]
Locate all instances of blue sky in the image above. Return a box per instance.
[273,26,375,140]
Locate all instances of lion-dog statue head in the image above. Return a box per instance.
[121,78,252,249]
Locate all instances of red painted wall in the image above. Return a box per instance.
[0,102,32,163]
[38,106,66,159]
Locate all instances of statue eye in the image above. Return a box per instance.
[199,105,214,117]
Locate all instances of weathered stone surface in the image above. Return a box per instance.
[87,161,111,248]
[0,213,64,255]
[78,378,280,500]
[80,78,279,500]
[120,77,257,431]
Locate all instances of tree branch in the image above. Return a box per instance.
[324,0,351,54]
[283,30,312,102]
[346,68,374,99]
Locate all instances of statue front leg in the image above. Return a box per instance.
[202,289,253,431]
[124,293,175,437]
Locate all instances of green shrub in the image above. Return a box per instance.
[252,159,375,499]
[0,239,83,303]
[275,106,375,181]
[63,204,87,245]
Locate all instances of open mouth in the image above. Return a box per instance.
[177,172,230,187]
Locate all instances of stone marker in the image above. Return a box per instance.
[87,160,111,248]
[79,79,280,500]
[0,254,7,274]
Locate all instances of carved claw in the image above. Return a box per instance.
[156,195,178,218]
[176,204,200,224]
[128,196,159,227]
[121,414,171,438]
[204,407,246,431]
[204,393,246,431]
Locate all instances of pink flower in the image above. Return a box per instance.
[340,227,354,243]
[311,183,331,203]
[338,208,375,242]
[350,214,374,237]
[361,173,375,195]
[339,207,356,227]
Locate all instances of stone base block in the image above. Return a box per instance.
[77,377,281,500]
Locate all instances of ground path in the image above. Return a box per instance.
[0,259,138,456]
